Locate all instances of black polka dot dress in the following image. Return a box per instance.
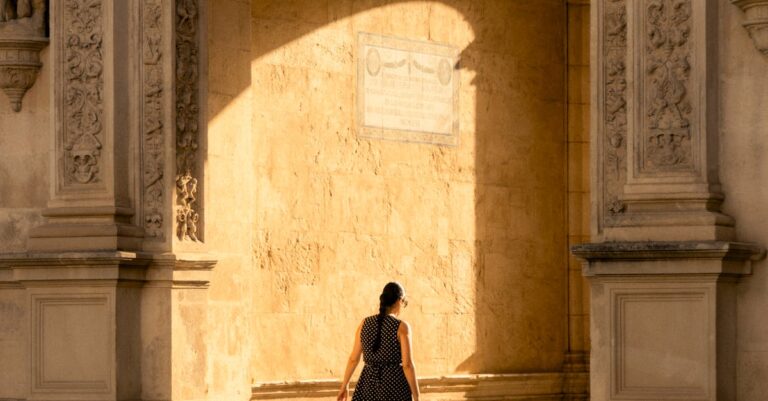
[352,315,412,401]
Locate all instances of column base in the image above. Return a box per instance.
[572,241,763,401]
[27,206,144,252]
[0,251,216,401]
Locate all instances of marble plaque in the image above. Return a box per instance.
[357,33,460,146]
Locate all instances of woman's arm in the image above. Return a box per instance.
[398,321,420,401]
[337,321,364,401]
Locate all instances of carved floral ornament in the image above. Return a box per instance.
[733,0,768,56]
[0,0,47,112]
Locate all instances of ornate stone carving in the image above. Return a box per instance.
[642,0,693,172]
[176,172,198,242]
[0,0,46,112]
[61,0,104,185]
[142,0,165,240]
[732,0,768,56]
[602,0,628,222]
[175,0,201,241]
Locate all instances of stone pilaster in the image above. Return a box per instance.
[596,0,733,242]
[579,1,763,400]
[573,242,762,401]
[28,0,142,252]
[0,2,216,401]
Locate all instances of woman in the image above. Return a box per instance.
[337,282,420,401]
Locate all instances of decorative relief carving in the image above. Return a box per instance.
[602,0,628,220]
[142,0,165,240]
[176,172,198,241]
[175,0,201,241]
[732,0,768,56]
[62,0,104,185]
[643,0,693,171]
[0,0,46,112]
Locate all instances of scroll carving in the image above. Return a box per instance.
[175,0,201,241]
[62,0,104,185]
[142,0,165,240]
[602,0,628,220]
[0,0,46,112]
[643,0,693,171]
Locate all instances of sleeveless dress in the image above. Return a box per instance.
[352,315,412,401]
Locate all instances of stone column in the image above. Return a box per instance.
[575,0,763,400]
[0,1,215,401]
[26,0,141,251]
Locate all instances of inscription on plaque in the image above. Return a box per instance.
[357,33,460,146]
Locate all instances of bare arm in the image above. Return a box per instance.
[338,321,364,401]
[398,321,420,400]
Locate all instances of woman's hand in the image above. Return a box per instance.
[337,387,349,401]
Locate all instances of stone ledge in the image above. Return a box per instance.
[0,251,217,288]
[251,372,587,400]
[572,241,764,261]
[572,241,764,278]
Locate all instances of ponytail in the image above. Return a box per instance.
[371,282,404,353]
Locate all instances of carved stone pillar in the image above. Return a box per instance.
[597,0,732,242]
[27,0,142,251]
[0,2,215,401]
[578,1,763,400]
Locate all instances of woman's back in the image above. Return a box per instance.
[352,314,411,401]
[360,315,401,364]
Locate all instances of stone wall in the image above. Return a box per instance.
[248,0,567,382]
[720,1,768,400]
[0,45,48,399]
[0,47,49,252]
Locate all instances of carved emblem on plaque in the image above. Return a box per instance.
[357,33,460,146]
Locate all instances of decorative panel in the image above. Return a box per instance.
[141,0,166,241]
[31,294,112,394]
[174,0,202,242]
[611,289,710,399]
[596,0,629,234]
[58,0,105,188]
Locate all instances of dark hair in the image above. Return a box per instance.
[372,282,404,353]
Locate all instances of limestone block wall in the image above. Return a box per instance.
[720,1,768,400]
[205,0,256,399]
[248,0,567,382]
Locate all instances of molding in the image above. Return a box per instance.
[572,240,764,261]
[573,241,764,277]
[252,373,588,400]
[732,0,768,56]
[0,251,217,288]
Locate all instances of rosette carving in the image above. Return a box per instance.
[0,0,47,112]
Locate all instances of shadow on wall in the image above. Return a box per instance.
[209,0,567,377]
